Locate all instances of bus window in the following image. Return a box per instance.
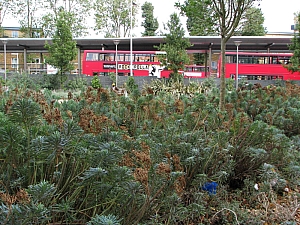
[252,57,259,64]
[274,57,286,64]
[151,54,156,62]
[274,57,279,64]
[278,57,290,64]
[86,53,99,61]
[118,54,125,62]
[225,55,234,63]
[125,54,131,61]
[153,55,159,62]
[99,54,105,61]
[143,54,151,62]
[134,54,152,62]
[239,56,249,63]
[135,54,142,62]
[104,54,115,61]
[195,67,201,72]
[186,67,193,72]
[258,57,267,64]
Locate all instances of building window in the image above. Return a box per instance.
[211,61,217,70]
[33,31,40,38]
[12,31,19,38]
[31,58,40,63]
[11,58,18,68]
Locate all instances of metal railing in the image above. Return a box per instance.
[0,63,80,75]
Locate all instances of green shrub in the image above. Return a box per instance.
[65,75,87,90]
[87,214,121,225]
[91,75,102,89]
[125,76,138,93]
[1,76,300,224]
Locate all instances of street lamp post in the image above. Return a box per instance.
[113,40,120,87]
[2,39,8,89]
[130,0,133,76]
[234,41,242,90]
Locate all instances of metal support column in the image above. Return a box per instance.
[77,47,81,75]
[209,43,213,77]
[23,48,27,73]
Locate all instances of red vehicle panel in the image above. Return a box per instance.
[217,52,300,80]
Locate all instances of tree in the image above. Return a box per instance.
[177,0,258,110]
[157,13,191,82]
[0,0,14,28]
[44,9,77,89]
[288,12,300,73]
[41,0,90,38]
[176,0,216,66]
[94,0,139,38]
[13,0,90,38]
[14,0,45,37]
[237,7,266,36]
[141,2,159,36]
[175,0,217,36]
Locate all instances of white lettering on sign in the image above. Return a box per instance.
[103,64,115,69]
[118,64,149,70]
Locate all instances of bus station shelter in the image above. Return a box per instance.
[0,35,294,75]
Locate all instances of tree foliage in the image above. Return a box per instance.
[44,9,77,88]
[177,0,258,110]
[11,0,90,38]
[141,1,159,36]
[288,12,300,73]
[0,0,14,28]
[175,0,217,36]
[94,0,139,38]
[13,0,45,37]
[237,7,266,36]
[156,13,191,82]
[41,0,91,38]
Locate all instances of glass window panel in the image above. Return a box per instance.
[150,54,155,62]
[143,54,151,62]
[225,55,234,63]
[135,54,146,62]
[99,54,105,61]
[12,31,19,38]
[11,58,18,68]
[118,54,125,61]
[86,53,99,61]
[125,54,131,61]
[104,54,114,61]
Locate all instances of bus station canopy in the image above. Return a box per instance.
[0,35,294,53]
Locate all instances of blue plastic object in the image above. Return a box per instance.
[202,182,218,195]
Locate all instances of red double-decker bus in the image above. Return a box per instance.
[82,50,211,79]
[160,65,210,78]
[82,50,166,77]
[182,65,210,78]
[217,52,300,80]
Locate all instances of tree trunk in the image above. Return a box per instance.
[219,37,226,111]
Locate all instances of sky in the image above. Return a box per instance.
[136,0,298,35]
[2,0,299,36]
